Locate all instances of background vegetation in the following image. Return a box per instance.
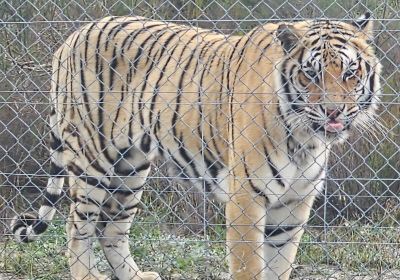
[0,0,399,278]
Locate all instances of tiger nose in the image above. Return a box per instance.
[325,108,341,119]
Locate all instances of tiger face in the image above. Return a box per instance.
[276,13,381,141]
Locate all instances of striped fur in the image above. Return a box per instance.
[11,13,381,280]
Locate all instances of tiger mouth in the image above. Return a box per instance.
[324,120,345,133]
[312,120,347,135]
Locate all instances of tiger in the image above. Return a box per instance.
[11,12,381,280]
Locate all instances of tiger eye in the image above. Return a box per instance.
[303,69,319,82]
[343,69,358,81]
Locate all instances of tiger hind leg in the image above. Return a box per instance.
[97,149,160,280]
[66,176,108,280]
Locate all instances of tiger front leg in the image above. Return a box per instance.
[226,189,267,280]
[262,195,316,280]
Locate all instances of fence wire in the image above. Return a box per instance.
[0,1,399,280]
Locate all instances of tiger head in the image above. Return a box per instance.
[276,13,382,142]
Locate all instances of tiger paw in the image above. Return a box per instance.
[136,271,161,280]
[72,271,109,280]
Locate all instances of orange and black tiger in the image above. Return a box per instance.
[11,12,381,280]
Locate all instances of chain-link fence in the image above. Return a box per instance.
[0,1,399,279]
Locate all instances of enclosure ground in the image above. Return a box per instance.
[1,217,399,280]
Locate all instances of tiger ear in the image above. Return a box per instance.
[352,12,374,39]
[277,24,300,54]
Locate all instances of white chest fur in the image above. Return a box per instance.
[209,132,330,205]
[254,134,329,206]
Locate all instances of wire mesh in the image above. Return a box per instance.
[0,1,399,280]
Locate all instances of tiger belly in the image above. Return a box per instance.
[162,147,231,202]
[114,128,231,202]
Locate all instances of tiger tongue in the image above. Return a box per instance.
[325,120,344,133]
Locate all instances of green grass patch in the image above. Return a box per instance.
[298,223,400,272]
[0,222,69,279]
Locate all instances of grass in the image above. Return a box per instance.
[298,223,400,272]
[1,213,399,280]
[0,221,69,279]
[0,215,228,280]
